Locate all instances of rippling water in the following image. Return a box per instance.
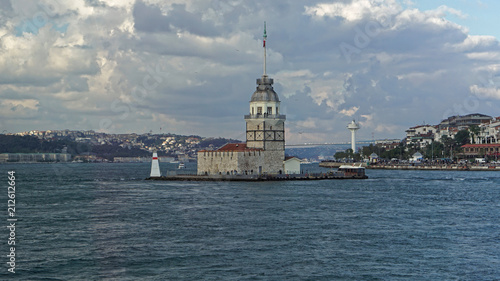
[1,163,499,280]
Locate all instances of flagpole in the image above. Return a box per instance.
[263,21,267,76]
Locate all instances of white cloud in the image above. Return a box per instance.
[0,99,39,119]
[305,0,401,23]
[470,85,500,99]
[296,117,317,129]
[339,106,359,117]
[450,35,497,51]
[1,0,500,143]
[2,99,39,109]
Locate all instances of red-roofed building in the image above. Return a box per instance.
[199,143,263,153]
[460,144,500,158]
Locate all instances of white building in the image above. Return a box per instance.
[405,125,437,147]
[410,152,423,163]
[283,157,301,174]
[474,117,500,144]
[369,153,379,164]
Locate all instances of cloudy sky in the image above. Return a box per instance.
[1,0,500,144]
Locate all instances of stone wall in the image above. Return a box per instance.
[197,150,240,175]
[197,149,285,175]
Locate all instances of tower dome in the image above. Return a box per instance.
[251,75,280,102]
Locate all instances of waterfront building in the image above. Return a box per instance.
[0,153,71,162]
[438,113,492,130]
[375,139,401,150]
[434,126,459,142]
[405,114,496,149]
[473,117,500,144]
[405,125,437,147]
[460,144,500,159]
[197,23,294,176]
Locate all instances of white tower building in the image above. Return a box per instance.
[347,120,360,153]
[197,22,287,176]
[244,21,286,173]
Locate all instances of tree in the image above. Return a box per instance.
[334,148,361,162]
[441,135,454,158]
[469,125,480,144]
[361,144,374,157]
[454,130,470,146]
[424,141,444,160]
[334,151,349,160]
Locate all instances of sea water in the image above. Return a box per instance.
[1,163,499,280]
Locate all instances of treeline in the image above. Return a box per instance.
[90,144,150,160]
[0,135,147,159]
[0,134,243,160]
[0,135,78,154]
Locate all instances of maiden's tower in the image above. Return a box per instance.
[197,23,287,175]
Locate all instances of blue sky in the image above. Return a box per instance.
[411,0,500,39]
[1,0,499,144]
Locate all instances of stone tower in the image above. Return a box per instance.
[244,22,286,173]
[197,22,287,176]
[245,76,285,151]
[245,22,285,151]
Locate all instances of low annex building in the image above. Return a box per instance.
[283,157,301,174]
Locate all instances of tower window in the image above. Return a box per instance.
[257,107,262,115]
[252,107,254,115]
[267,107,272,114]
[276,107,279,115]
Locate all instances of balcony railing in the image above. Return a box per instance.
[244,114,286,119]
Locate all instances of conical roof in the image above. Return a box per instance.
[251,75,279,102]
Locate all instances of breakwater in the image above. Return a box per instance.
[367,165,500,171]
[146,172,367,181]
[319,161,500,171]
